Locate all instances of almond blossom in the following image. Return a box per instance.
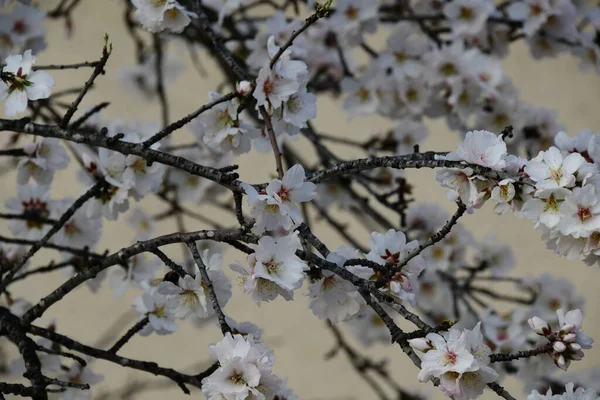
[17,138,69,185]
[0,49,54,117]
[444,130,508,171]
[525,147,585,189]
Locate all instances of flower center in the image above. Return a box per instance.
[443,351,458,365]
[345,6,359,20]
[265,259,281,274]
[381,248,400,263]
[229,371,246,385]
[459,7,474,21]
[577,206,592,223]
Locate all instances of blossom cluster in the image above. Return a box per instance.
[1,1,600,400]
[202,333,296,400]
[411,323,498,400]
[437,128,600,266]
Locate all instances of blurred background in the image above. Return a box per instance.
[1,1,600,399]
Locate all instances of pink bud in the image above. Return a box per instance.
[23,141,37,155]
[562,333,577,343]
[528,316,550,336]
[553,341,566,353]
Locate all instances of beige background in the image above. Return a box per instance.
[2,1,600,399]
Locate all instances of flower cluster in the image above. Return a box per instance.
[411,323,498,400]
[202,333,297,400]
[528,382,600,400]
[436,128,600,266]
[242,164,316,235]
[231,231,307,304]
[528,308,594,370]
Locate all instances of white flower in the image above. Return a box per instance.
[192,92,256,156]
[329,0,379,46]
[559,185,600,238]
[254,40,307,110]
[444,0,495,38]
[525,147,585,189]
[341,76,380,117]
[416,328,477,385]
[507,0,558,36]
[5,184,53,240]
[231,253,293,304]
[132,0,196,33]
[473,235,515,276]
[282,86,317,128]
[17,138,69,185]
[377,23,428,82]
[59,364,104,400]
[553,382,600,400]
[204,0,244,26]
[252,231,307,292]
[392,120,428,155]
[551,308,594,370]
[109,253,161,297]
[132,289,177,336]
[346,307,392,347]
[127,208,155,241]
[242,183,294,235]
[308,246,364,323]
[365,229,426,305]
[202,333,283,400]
[158,252,231,320]
[158,271,208,320]
[445,130,507,170]
[452,323,499,400]
[0,49,54,117]
[435,168,480,206]
[522,188,571,228]
[53,202,102,249]
[491,179,516,215]
[267,163,315,214]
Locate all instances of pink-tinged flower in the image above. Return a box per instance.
[0,49,54,117]
[522,188,571,229]
[445,130,507,170]
[559,185,600,238]
[525,147,585,189]
[251,231,307,292]
[253,36,307,110]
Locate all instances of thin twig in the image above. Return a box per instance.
[186,241,232,335]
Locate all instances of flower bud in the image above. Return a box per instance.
[553,341,566,353]
[236,80,255,96]
[569,343,582,352]
[560,323,576,334]
[23,141,37,156]
[528,316,550,336]
[562,333,577,343]
[408,338,433,352]
[555,354,568,370]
